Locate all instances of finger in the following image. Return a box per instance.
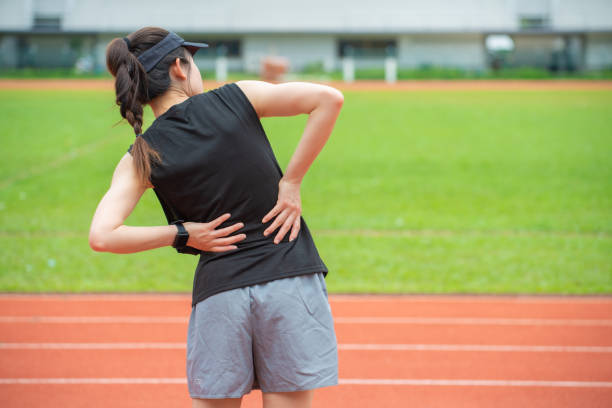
[214,234,247,246]
[209,213,231,229]
[263,208,289,236]
[274,213,296,244]
[209,245,238,252]
[262,204,281,224]
[289,216,301,241]
[213,221,245,237]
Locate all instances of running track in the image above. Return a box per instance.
[0,294,611,407]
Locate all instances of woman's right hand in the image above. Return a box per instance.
[183,213,246,252]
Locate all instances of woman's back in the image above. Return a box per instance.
[129,82,328,307]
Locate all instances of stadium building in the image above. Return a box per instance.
[0,0,611,74]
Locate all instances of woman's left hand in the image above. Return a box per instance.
[262,178,302,244]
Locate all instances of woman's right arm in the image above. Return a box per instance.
[89,153,245,254]
[235,80,343,244]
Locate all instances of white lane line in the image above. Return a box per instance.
[0,295,191,301]
[1,316,611,326]
[1,343,611,353]
[333,317,612,326]
[330,296,612,304]
[0,378,611,387]
[1,294,610,304]
[0,378,187,384]
[0,316,188,323]
[338,379,612,388]
[2,315,611,326]
[337,344,612,353]
[0,343,187,349]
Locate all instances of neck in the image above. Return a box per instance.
[150,89,190,119]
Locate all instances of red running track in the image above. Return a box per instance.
[0,294,611,408]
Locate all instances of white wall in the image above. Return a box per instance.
[398,34,486,69]
[242,34,336,73]
[62,0,349,33]
[64,0,514,33]
[56,0,612,34]
[2,0,612,34]
[0,0,33,30]
[551,0,612,31]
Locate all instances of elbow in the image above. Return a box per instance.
[315,90,343,114]
[334,90,344,106]
[88,231,107,252]
[325,88,344,107]
[333,93,344,109]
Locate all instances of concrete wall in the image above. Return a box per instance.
[399,34,486,70]
[1,0,610,34]
[0,0,32,31]
[23,0,517,33]
[551,0,612,31]
[241,35,336,73]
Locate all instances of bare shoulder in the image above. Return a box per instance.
[234,80,343,118]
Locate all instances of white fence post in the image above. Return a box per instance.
[385,56,397,83]
[342,45,355,83]
[215,45,228,82]
[385,45,397,83]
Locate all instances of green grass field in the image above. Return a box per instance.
[1,86,611,294]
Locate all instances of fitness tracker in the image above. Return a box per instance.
[171,220,189,250]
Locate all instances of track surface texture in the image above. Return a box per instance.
[0,293,611,407]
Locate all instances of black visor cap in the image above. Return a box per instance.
[137,31,209,73]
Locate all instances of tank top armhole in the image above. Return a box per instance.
[227,82,267,134]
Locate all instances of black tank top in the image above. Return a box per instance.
[128,82,328,307]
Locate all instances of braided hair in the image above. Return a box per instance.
[105,26,194,186]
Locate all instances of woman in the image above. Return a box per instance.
[88,27,343,408]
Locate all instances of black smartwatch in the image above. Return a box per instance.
[171,220,189,250]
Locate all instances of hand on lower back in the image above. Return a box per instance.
[183,213,246,252]
[262,178,302,244]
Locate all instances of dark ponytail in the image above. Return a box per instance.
[105,26,193,186]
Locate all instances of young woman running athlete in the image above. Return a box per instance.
[89,26,343,408]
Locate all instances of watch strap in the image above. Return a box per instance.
[172,220,189,248]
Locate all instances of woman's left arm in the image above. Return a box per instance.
[88,153,177,253]
[262,94,344,244]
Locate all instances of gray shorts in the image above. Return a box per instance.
[186,272,338,399]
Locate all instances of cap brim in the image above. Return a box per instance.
[183,41,209,55]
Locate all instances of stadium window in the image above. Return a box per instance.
[32,0,63,31]
[516,0,549,30]
[337,39,397,58]
[519,16,549,30]
[32,16,62,31]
